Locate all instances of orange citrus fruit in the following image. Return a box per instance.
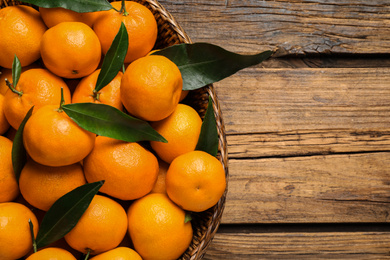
[93,1,157,63]
[0,68,12,95]
[150,159,169,194]
[71,69,123,110]
[0,94,10,135]
[121,55,182,121]
[83,136,159,200]
[39,7,101,28]
[40,22,101,79]
[0,63,41,95]
[127,193,193,260]
[0,202,39,260]
[150,104,202,163]
[0,136,18,203]
[166,150,226,212]
[64,194,128,255]
[23,105,96,167]
[90,247,142,260]
[0,5,47,68]
[26,247,77,260]
[19,160,87,211]
[3,68,71,130]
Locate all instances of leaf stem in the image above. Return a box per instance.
[5,78,23,96]
[29,219,37,253]
[120,0,129,16]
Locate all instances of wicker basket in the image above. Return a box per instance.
[0,0,229,259]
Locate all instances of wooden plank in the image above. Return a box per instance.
[159,0,390,55]
[204,231,390,259]
[263,56,390,69]
[214,67,390,134]
[227,129,390,158]
[222,153,390,224]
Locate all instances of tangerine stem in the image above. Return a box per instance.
[92,89,100,102]
[120,0,129,16]
[57,87,65,113]
[84,249,91,260]
[5,78,23,96]
[28,219,37,253]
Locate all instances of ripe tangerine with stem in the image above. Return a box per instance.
[93,0,158,64]
[23,88,96,167]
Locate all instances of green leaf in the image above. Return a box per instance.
[11,106,33,182]
[19,0,113,13]
[184,212,192,223]
[195,96,219,156]
[28,219,37,253]
[153,43,273,90]
[35,181,104,249]
[95,22,128,93]
[62,103,167,143]
[12,55,21,88]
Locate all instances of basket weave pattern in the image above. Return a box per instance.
[0,0,229,259]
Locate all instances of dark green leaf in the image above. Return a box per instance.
[20,0,113,13]
[28,219,37,253]
[62,103,167,143]
[12,106,33,182]
[95,22,128,93]
[195,96,219,156]
[12,55,21,88]
[153,43,273,90]
[35,181,104,249]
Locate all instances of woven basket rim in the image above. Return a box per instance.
[0,1,229,259]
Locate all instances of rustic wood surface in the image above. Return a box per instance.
[158,0,390,258]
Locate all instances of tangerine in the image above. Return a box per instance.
[0,5,47,68]
[150,159,169,194]
[40,22,101,78]
[150,104,202,164]
[0,202,39,260]
[64,194,128,255]
[93,1,157,63]
[26,247,76,260]
[71,69,123,110]
[19,160,87,211]
[0,63,41,95]
[39,7,101,28]
[121,55,182,121]
[90,247,142,260]
[0,94,10,135]
[83,136,159,200]
[3,68,71,130]
[166,150,226,212]
[23,104,96,167]
[127,193,193,260]
[0,136,18,203]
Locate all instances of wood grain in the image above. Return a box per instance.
[214,67,390,134]
[204,231,390,259]
[223,153,390,224]
[227,129,390,158]
[263,56,390,69]
[159,0,390,55]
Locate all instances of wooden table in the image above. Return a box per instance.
[158,0,390,258]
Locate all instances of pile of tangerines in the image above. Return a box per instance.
[0,1,226,259]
